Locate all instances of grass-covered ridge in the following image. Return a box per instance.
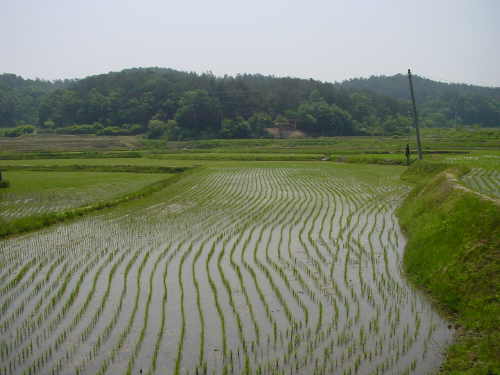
[397,161,500,373]
[0,164,189,173]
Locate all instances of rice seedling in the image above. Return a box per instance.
[0,164,454,375]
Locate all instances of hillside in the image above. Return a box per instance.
[0,74,71,127]
[340,74,500,128]
[1,68,499,140]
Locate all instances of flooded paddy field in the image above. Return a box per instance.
[0,164,453,375]
[0,171,168,221]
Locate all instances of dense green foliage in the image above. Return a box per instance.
[0,73,71,126]
[342,74,500,128]
[398,162,500,374]
[0,124,36,137]
[1,69,499,139]
[0,69,408,138]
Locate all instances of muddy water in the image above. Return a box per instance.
[0,166,453,375]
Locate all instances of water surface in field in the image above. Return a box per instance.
[0,165,453,375]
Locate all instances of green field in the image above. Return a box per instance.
[0,162,456,375]
[0,171,170,221]
[0,132,498,375]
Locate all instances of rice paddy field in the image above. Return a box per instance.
[0,162,454,375]
[0,171,170,220]
[1,129,498,375]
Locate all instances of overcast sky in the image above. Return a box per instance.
[1,0,499,86]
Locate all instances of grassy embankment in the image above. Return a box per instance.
[0,166,198,238]
[397,161,499,374]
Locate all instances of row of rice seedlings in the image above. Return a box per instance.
[0,257,39,300]
[16,247,121,375]
[250,173,314,354]
[137,171,242,374]
[195,170,265,371]
[49,248,134,375]
[0,219,110,294]
[125,243,171,374]
[214,169,280,372]
[294,179,334,336]
[1,166,446,375]
[461,167,500,197]
[266,175,344,372]
[217,237,250,372]
[91,248,152,375]
[198,170,429,371]
[175,193,243,375]
[219,169,309,368]
[196,172,259,372]
[229,226,262,347]
[0,177,169,221]
[284,173,407,373]
[1,255,91,373]
[265,206,310,327]
[7,252,96,354]
[1,229,108,335]
[148,242,174,375]
[233,172,412,371]
[1,172,213,373]
[144,169,233,375]
[0,254,66,335]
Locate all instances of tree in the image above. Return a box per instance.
[174,90,221,138]
[248,112,273,137]
[221,117,251,138]
[330,104,354,136]
[296,93,354,136]
[146,119,168,139]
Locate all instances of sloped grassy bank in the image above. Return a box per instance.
[397,161,500,374]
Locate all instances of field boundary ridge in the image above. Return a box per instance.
[397,161,500,373]
[0,164,191,174]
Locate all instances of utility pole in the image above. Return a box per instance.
[407,69,423,160]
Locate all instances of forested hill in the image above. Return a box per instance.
[1,68,499,139]
[0,74,72,127]
[340,74,500,127]
[0,68,409,138]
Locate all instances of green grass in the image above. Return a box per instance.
[0,150,142,160]
[158,128,500,154]
[0,170,165,195]
[332,153,413,165]
[149,152,322,161]
[0,164,189,174]
[397,162,500,374]
[0,157,197,168]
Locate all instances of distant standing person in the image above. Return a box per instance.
[405,144,411,165]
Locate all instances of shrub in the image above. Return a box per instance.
[4,125,36,137]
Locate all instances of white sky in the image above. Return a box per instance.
[1,0,499,86]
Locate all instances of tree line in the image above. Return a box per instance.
[342,74,500,128]
[1,68,498,139]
